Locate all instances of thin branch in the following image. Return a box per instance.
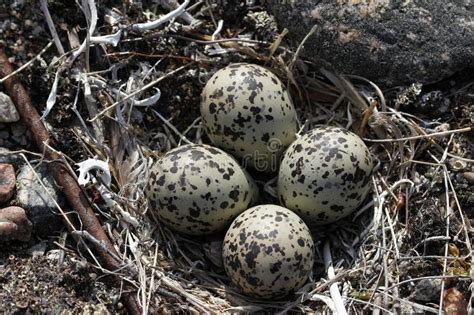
[0,40,54,84]
[364,126,471,142]
[130,0,190,31]
[324,241,348,315]
[90,63,192,122]
[39,0,65,55]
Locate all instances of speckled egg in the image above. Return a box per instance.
[146,144,259,235]
[200,63,299,172]
[278,126,373,225]
[222,204,314,299]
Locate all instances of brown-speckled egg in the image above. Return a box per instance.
[278,126,373,225]
[146,144,259,235]
[200,63,299,172]
[222,204,314,299]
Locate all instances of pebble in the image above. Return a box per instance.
[0,163,16,204]
[16,163,65,237]
[0,147,24,167]
[27,242,47,257]
[46,249,64,263]
[0,131,9,139]
[0,92,20,123]
[10,123,25,137]
[462,172,474,185]
[0,124,33,150]
[409,279,442,302]
[0,206,32,242]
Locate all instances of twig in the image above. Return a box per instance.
[357,98,378,136]
[288,25,317,72]
[71,0,98,64]
[0,40,54,84]
[157,0,201,25]
[131,0,190,31]
[345,75,387,112]
[383,275,470,294]
[151,109,192,145]
[90,63,192,122]
[430,150,453,315]
[39,0,65,55]
[0,49,141,314]
[157,34,268,45]
[363,126,472,142]
[323,241,348,315]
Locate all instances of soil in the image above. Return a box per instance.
[0,0,472,314]
[0,242,124,313]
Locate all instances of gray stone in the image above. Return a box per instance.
[0,131,9,139]
[0,92,20,123]
[27,242,47,257]
[16,163,65,237]
[11,135,21,144]
[19,136,27,147]
[463,172,474,184]
[10,123,25,137]
[409,278,442,302]
[0,147,24,167]
[265,0,474,86]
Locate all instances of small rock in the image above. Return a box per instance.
[10,123,25,137]
[11,135,22,144]
[0,206,32,241]
[415,91,451,114]
[0,131,9,139]
[80,304,110,315]
[19,136,27,147]
[0,92,20,123]
[0,147,24,167]
[46,249,64,263]
[16,163,65,237]
[0,163,16,204]
[455,173,465,183]
[463,172,474,185]
[27,242,47,257]
[409,279,442,302]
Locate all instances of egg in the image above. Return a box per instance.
[146,144,259,235]
[278,126,373,225]
[222,204,314,299]
[200,63,299,172]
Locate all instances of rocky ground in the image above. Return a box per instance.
[0,0,472,314]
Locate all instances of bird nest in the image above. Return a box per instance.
[0,1,472,313]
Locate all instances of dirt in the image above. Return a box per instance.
[0,242,124,313]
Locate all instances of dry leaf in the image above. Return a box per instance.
[448,243,460,257]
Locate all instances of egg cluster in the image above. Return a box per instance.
[147,63,374,299]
